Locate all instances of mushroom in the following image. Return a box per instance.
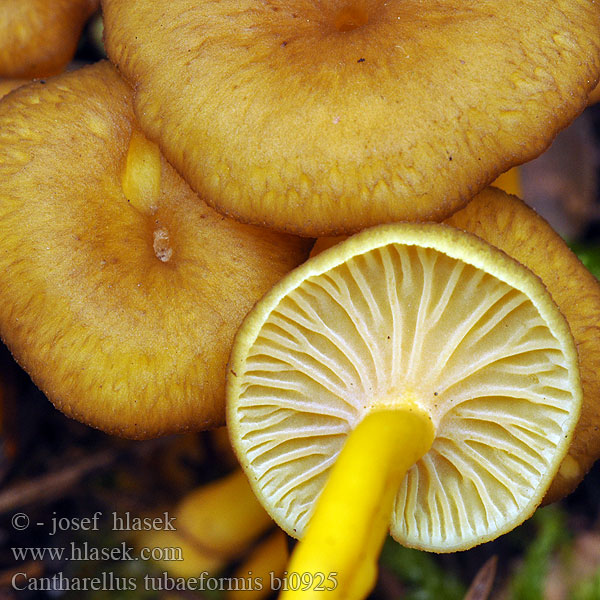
[139,469,276,577]
[101,0,600,236]
[0,61,311,438]
[445,187,600,502]
[310,186,600,502]
[227,221,583,597]
[0,0,99,78]
[226,530,290,600]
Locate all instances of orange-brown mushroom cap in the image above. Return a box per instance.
[102,0,600,236]
[445,187,600,502]
[0,61,311,439]
[0,0,99,79]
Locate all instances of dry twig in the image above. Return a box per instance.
[464,555,498,600]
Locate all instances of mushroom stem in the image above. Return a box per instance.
[281,407,435,599]
[121,129,161,214]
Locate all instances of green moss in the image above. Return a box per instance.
[379,538,466,600]
[508,506,570,600]
[571,568,600,600]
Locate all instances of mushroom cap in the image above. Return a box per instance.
[0,0,99,79]
[445,187,600,503]
[102,0,600,236]
[227,222,582,551]
[0,61,310,439]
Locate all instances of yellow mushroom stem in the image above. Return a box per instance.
[281,407,435,599]
[121,129,161,214]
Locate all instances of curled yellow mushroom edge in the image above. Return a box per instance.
[227,214,585,598]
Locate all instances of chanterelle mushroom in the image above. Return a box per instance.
[445,187,600,503]
[0,0,99,78]
[140,469,275,577]
[102,0,600,236]
[227,221,583,597]
[0,61,311,439]
[310,186,600,503]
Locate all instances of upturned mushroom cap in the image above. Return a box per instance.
[227,222,582,552]
[311,186,600,504]
[102,0,600,236]
[445,187,600,502]
[0,0,99,78]
[0,61,310,438]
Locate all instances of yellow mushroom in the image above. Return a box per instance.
[228,220,583,597]
[226,529,290,600]
[445,187,600,502]
[139,470,275,578]
[310,187,600,503]
[102,0,600,236]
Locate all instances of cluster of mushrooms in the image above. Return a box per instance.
[1,0,600,598]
